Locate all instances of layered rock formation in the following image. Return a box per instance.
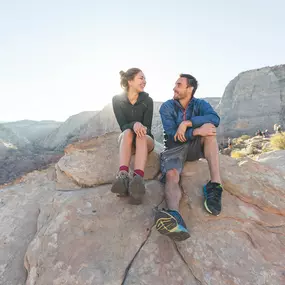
[0,121,62,185]
[2,120,62,143]
[256,150,285,175]
[1,132,284,285]
[218,64,285,138]
[40,111,97,150]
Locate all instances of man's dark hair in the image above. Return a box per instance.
[180,74,198,97]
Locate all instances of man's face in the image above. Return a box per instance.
[173,77,193,100]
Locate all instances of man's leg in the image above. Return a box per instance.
[155,145,190,241]
[129,135,154,204]
[111,129,134,196]
[202,135,221,184]
[165,169,181,211]
[201,135,223,216]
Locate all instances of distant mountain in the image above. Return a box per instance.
[2,120,62,143]
[39,111,98,150]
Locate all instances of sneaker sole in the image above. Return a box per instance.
[111,178,128,196]
[155,212,190,241]
[128,177,145,205]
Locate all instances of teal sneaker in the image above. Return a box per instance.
[155,209,190,241]
[203,181,223,216]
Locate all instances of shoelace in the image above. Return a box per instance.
[206,185,222,202]
[117,171,129,179]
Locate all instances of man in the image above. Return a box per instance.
[155,74,223,241]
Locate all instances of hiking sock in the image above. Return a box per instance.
[119,165,129,172]
[134,169,144,177]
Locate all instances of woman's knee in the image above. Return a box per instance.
[121,129,134,144]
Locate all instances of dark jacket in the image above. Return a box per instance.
[159,98,220,148]
[112,92,154,138]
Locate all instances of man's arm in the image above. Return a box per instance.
[112,96,136,131]
[142,97,153,136]
[159,103,179,140]
[190,100,220,128]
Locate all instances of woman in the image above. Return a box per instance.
[112,68,154,204]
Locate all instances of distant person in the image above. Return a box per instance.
[263,129,269,138]
[256,129,262,136]
[155,73,223,241]
[274,123,278,133]
[111,68,154,204]
[277,125,282,133]
[228,137,232,148]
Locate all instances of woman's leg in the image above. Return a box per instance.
[119,129,135,169]
[133,135,154,175]
[128,135,154,204]
[111,129,134,195]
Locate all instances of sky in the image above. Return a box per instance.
[1,0,285,122]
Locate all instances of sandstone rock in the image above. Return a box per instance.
[21,155,285,285]
[56,132,164,189]
[0,168,56,285]
[218,64,285,138]
[220,147,232,156]
[24,181,165,285]
[256,150,285,174]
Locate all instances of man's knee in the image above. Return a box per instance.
[201,135,217,145]
[166,169,180,183]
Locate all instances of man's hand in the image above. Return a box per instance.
[174,121,189,142]
[194,123,216,137]
[133,122,147,138]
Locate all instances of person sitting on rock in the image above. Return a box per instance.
[111,68,154,204]
[155,73,223,241]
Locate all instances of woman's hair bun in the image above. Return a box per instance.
[119,70,125,77]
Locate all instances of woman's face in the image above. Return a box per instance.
[128,71,146,92]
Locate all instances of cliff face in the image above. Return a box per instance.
[217,64,285,138]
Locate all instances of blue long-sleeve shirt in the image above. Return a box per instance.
[159,98,220,148]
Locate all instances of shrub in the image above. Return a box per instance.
[232,135,251,145]
[231,150,247,159]
[239,135,251,141]
[270,132,285,150]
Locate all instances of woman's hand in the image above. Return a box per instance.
[133,122,147,138]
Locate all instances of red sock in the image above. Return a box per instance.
[134,169,144,177]
[119,165,129,172]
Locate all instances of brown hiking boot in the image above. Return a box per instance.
[111,170,129,196]
[128,175,146,205]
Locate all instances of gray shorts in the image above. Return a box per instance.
[160,137,204,182]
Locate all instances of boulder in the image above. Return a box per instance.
[22,155,285,285]
[256,150,285,174]
[56,132,164,189]
[0,168,56,285]
[217,64,285,138]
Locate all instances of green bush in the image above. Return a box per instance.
[270,132,285,150]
